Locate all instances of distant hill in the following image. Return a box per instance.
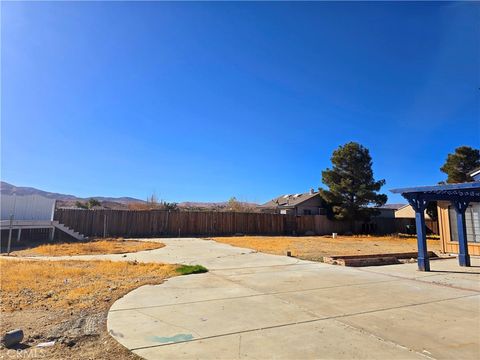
[0,181,259,210]
[177,201,259,211]
[0,181,143,209]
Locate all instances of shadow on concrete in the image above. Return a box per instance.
[430,269,480,275]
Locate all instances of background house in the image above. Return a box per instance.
[392,204,436,234]
[262,189,326,215]
[395,204,432,220]
[468,167,480,181]
[372,204,405,218]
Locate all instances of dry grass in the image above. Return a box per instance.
[0,259,177,312]
[11,238,164,257]
[0,258,178,359]
[209,235,442,261]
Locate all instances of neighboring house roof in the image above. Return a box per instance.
[376,203,406,210]
[468,167,480,181]
[262,191,320,208]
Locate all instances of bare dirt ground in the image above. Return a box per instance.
[0,259,177,359]
[9,238,164,257]
[209,235,441,262]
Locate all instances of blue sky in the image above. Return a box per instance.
[1,1,479,204]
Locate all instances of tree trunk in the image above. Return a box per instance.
[349,218,355,234]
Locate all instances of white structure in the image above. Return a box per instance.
[1,194,56,221]
[1,195,85,253]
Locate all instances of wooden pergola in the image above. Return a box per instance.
[391,182,480,271]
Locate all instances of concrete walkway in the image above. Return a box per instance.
[106,238,480,359]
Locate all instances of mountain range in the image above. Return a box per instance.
[0,181,258,210]
[0,181,142,204]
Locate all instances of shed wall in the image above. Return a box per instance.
[1,195,55,221]
[438,201,480,256]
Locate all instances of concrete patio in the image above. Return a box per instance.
[105,238,479,359]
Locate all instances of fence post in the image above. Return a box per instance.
[165,211,169,235]
[49,226,55,242]
[103,214,107,238]
[7,214,13,255]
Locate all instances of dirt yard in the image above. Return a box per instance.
[9,238,164,257]
[209,235,441,262]
[0,259,178,359]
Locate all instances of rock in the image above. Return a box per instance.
[64,339,76,347]
[45,291,54,298]
[1,329,24,348]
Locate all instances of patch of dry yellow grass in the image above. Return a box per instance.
[210,235,441,261]
[0,259,178,312]
[12,238,164,257]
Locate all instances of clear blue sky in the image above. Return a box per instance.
[1,1,479,204]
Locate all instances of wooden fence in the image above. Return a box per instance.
[295,215,354,235]
[53,209,436,238]
[54,210,288,237]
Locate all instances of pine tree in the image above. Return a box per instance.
[440,146,480,183]
[319,142,387,226]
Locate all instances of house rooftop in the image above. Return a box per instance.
[468,167,480,181]
[262,191,319,208]
[376,203,406,210]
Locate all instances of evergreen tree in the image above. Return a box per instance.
[440,146,480,183]
[87,198,101,208]
[319,142,387,226]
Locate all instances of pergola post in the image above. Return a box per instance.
[453,200,470,267]
[407,196,430,271]
[49,226,55,242]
